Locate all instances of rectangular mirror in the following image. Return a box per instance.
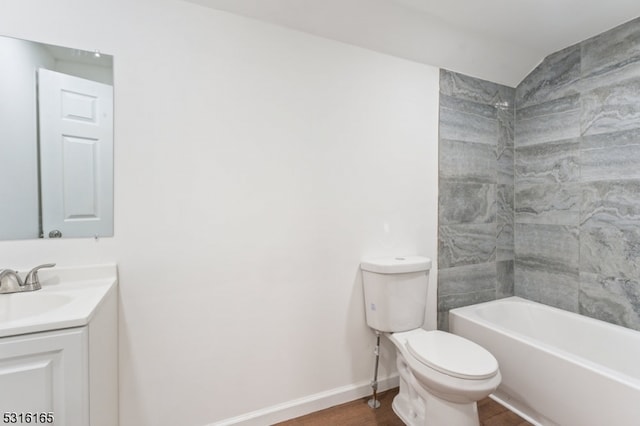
[0,35,113,240]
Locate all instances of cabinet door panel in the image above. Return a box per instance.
[0,354,58,412]
[0,328,88,426]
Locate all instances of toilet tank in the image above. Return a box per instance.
[360,256,432,332]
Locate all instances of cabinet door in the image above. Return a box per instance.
[0,328,88,426]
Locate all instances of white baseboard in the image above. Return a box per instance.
[209,375,399,426]
[489,393,542,426]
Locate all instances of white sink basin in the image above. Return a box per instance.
[0,293,73,322]
[0,264,117,338]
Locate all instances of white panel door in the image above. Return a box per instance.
[38,68,113,238]
[0,328,88,426]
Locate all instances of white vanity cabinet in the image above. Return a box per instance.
[0,265,118,426]
[0,328,89,425]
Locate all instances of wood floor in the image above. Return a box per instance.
[276,388,532,426]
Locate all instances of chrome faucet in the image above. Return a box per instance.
[0,263,56,294]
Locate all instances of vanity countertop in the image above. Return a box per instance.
[0,264,117,338]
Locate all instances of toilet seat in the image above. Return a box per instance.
[406,330,498,380]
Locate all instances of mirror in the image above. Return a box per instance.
[0,35,113,240]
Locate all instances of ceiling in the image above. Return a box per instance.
[183,0,640,87]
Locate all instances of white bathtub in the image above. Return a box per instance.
[449,296,640,426]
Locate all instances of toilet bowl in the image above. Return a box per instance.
[360,256,501,426]
[389,329,501,426]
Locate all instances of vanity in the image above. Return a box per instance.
[0,265,118,426]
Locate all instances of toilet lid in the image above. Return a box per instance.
[406,331,498,380]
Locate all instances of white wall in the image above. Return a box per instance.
[0,37,54,239]
[0,1,439,424]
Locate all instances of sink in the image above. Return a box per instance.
[0,293,73,322]
[0,264,117,338]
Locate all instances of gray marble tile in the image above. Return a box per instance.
[438,311,449,331]
[581,180,640,225]
[497,144,514,185]
[497,184,514,224]
[581,128,640,181]
[580,61,640,97]
[581,17,640,89]
[515,138,580,185]
[440,94,497,119]
[497,181,514,244]
[498,107,515,147]
[440,107,498,144]
[438,262,497,295]
[515,223,579,270]
[581,76,640,136]
[440,139,497,183]
[504,87,516,107]
[439,182,496,224]
[515,182,580,225]
[580,180,640,278]
[497,222,514,261]
[516,45,581,109]
[440,69,515,107]
[439,224,496,268]
[516,94,580,121]
[438,289,496,312]
[515,109,581,147]
[497,106,515,185]
[580,223,640,279]
[514,260,579,312]
[581,126,640,150]
[579,271,640,331]
[497,260,514,298]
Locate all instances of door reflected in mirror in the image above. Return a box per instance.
[0,36,113,240]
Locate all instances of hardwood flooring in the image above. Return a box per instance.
[276,388,532,426]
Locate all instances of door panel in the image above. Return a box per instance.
[62,135,99,218]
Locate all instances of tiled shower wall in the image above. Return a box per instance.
[514,17,640,330]
[438,16,640,332]
[437,70,515,330]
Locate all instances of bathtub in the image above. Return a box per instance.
[449,296,640,426]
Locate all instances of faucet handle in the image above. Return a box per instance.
[24,263,56,288]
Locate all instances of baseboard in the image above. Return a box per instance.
[489,393,542,426]
[208,375,399,426]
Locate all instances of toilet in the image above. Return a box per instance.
[361,256,501,426]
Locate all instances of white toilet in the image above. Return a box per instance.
[360,256,501,426]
